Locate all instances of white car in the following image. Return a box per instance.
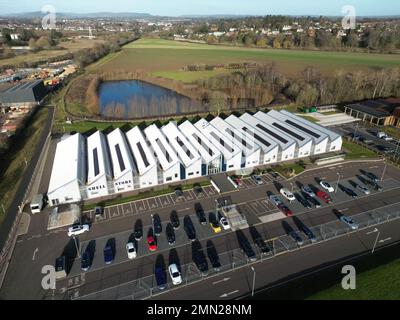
[219,216,231,230]
[67,224,90,237]
[320,181,334,193]
[280,188,296,202]
[340,216,359,230]
[168,263,182,285]
[126,242,137,259]
[356,184,370,195]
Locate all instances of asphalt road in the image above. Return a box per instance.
[1,160,399,300]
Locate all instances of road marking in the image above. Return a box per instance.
[366,228,379,235]
[177,208,191,212]
[379,237,392,243]
[220,290,239,298]
[212,277,231,285]
[32,248,39,261]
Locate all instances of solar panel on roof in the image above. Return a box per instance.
[176,137,194,160]
[272,122,304,141]
[193,133,213,157]
[93,148,100,177]
[256,124,288,144]
[156,138,172,163]
[210,132,234,153]
[243,127,272,147]
[285,119,321,138]
[137,142,150,168]
[225,128,251,150]
[115,144,126,172]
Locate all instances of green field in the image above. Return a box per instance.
[97,38,400,81]
[308,258,400,300]
[343,139,379,160]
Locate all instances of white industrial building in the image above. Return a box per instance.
[107,128,138,193]
[267,110,329,155]
[86,131,113,199]
[195,118,243,171]
[254,111,313,159]
[145,124,181,184]
[48,133,86,206]
[210,116,261,168]
[240,113,297,162]
[126,126,158,189]
[179,120,222,175]
[280,110,343,152]
[162,121,202,180]
[225,115,279,165]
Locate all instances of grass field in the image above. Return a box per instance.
[0,108,48,225]
[97,38,400,80]
[343,139,379,160]
[308,258,400,300]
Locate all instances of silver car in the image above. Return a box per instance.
[356,184,370,195]
[269,195,283,206]
[301,185,316,198]
[340,216,359,230]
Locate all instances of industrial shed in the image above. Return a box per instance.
[240,113,296,162]
[179,120,222,176]
[86,131,113,199]
[254,111,313,159]
[126,126,158,189]
[225,115,279,165]
[267,110,329,155]
[145,124,181,184]
[195,118,242,172]
[107,128,138,193]
[48,133,86,206]
[0,80,46,106]
[162,121,202,180]
[280,110,343,152]
[210,116,261,168]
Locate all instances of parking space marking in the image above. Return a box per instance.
[249,201,268,216]
[147,198,159,210]
[259,199,274,212]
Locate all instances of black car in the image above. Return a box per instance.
[301,226,317,243]
[237,232,257,262]
[194,185,204,196]
[206,241,221,271]
[340,185,358,198]
[174,188,185,200]
[365,172,379,183]
[155,267,167,290]
[170,211,180,230]
[152,214,162,236]
[134,220,143,241]
[184,216,196,242]
[94,206,104,217]
[192,241,208,275]
[294,193,312,209]
[372,182,383,192]
[195,203,207,226]
[254,237,270,255]
[303,193,321,208]
[81,251,91,271]
[166,223,176,246]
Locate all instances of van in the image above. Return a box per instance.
[55,256,67,279]
[30,194,45,214]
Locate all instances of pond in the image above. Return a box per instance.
[98,80,199,119]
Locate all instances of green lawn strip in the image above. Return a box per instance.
[382,126,400,140]
[0,109,48,225]
[298,115,319,123]
[342,140,378,160]
[83,180,211,211]
[272,162,306,179]
[308,258,400,300]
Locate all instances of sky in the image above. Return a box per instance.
[0,0,399,16]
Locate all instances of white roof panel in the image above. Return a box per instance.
[161,122,200,167]
[48,133,86,193]
[144,124,180,171]
[107,128,136,179]
[126,126,157,176]
[87,131,112,184]
[179,120,221,163]
[195,118,241,160]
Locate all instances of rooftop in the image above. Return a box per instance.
[86,131,112,184]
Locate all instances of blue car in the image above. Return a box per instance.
[155,267,167,290]
[103,246,114,265]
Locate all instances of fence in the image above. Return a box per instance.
[71,202,400,300]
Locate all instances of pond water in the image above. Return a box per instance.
[98,80,197,119]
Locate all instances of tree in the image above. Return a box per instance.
[36,36,51,49]
[272,37,282,49]
[256,37,267,47]
[209,91,227,115]
[28,38,38,51]
[344,30,359,48]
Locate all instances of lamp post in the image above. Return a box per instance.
[290,182,294,193]
[73,236,81,258]
[250,266,256,297]
[372,230,381,254]
[381,161,387,182]
[335,172,341,193]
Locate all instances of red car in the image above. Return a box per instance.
[278,204,294,217]
[147,235,157,252]
[316,190,333,204]
[233,177,242,187]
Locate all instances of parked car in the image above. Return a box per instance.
[316,190,333,204]
[166,223,176,246]
[320,181,334,193]
[219,216,231,231]
[155,267,167,290]
[269,194,283,206]
[134,226,143,241]
[184,217,196,242]
[94,206,104,217]
[340,216,359,230]
[170,211,180,230]
[192,241,208,275]
[372,182,383,192]
[206,242,221,271]
[81,251,91,272]
[280,188,296,202]
[289,231,304,246]
[254,237,270,255]
[301,226,317,243]
[340,185,358,198]
[174,188,185,200]
[295,193,312,209]
[210,219,222,234]
[193,185,204,196]
[365,172,379,183]
[252,174,263,185]
[239,239,257,262]
[168,264,182,285]
[103,246,114,265]
[277,203,294,217]
[67,224,90,237]
[301,185,316,198]
[147,235,157,252]
[55,256,67,279]
[152,214,162,237]
[126,242,137,259]
[233,176,242,187]
[305,194,321,208]
[195,203,207,226]
[356,184,370,195]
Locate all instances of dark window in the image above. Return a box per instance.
[210,132,234,153]
[156,138,171,163]
[285,119,321,138]
[137,142,150,167]
[115,144,126,172]
[272,122,304,141]
[256,124,288,144]
[93,148,100,177]
[243,127,271,147]
[176,137,194,159]
[193,134,213,156]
